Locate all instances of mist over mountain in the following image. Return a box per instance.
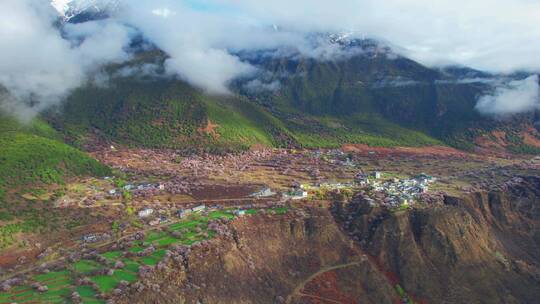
[0,0,536,155]
[0,0,538,120]
[51,0,122,22]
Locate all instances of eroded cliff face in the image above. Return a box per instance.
[114,177,540,304]
[334,176,540,304]
[115,208,396,304]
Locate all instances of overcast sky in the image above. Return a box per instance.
[122,0,540,73]
[1,0,540,118]
[218,0,540,72]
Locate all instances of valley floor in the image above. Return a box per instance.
[0,146,538,303]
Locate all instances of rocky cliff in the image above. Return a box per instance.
[114,177,540,304]
[334,176,540,304]
[114,208,397,304]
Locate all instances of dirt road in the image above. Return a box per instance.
[285,261,362,304]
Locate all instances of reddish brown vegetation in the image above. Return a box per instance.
[523,129,540,147]
[197,120,220,138]
[300,271,356,304]
[341,144,467,158]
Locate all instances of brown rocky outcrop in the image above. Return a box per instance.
[115,177,540,304]
[334,176,540,304]
[115,209,396,304]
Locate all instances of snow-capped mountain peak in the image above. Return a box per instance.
[51,0,73,17]
[50,0,121,22]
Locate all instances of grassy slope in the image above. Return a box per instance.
[0,115,110,200]
[55,78,207,149]
[52,73,443,152]
[46,50,540,154]
[290,113,442,148]
[54,78,276,152]
[239,52,540,151]
[204,98,277,149]
[204,96,299,149]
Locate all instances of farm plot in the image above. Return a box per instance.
[0,271,75,303]
[74,259,103,274]
[0,208,289,301]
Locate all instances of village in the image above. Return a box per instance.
[353,171,435,208]
[43,146,515,251]
[0,146,534,303]
[76,165,436,229]
[0,195,292,303]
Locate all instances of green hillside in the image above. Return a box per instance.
[241,55,487,134]
[0,115,110,201]
[49,77,284,153]
[288,113,442,148]
[236,51,540,151]
[203,97,294,149]
[49,72,443,153]
[40,50,540,154]
[51,78,206,149]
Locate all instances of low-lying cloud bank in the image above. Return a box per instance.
[0,0,133,120]
[2,0,540,119]
[475,75,540,117]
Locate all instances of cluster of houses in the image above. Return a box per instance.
[138,204,208,220]
[311,150,356,167]
[108,182,166,196]
[124,183,165,191]
[316,181,354,190]
[355,171,435,208]
[282,184,308,200]
[281,179,357,202]
[135,204,209,227]
[250,187,276,198]
[354,171,381,184]
[137,207,170,226]
[81,233,111,244]
[177,205,207,218]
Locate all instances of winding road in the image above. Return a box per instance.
[285,261,362,304]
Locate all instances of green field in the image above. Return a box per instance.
[208,210,236,220]
[76,285,97,297]
[0,208,289,301]
[123,260,141,273]
[270,207,289,215]
[90,275,120,293]
[128,246,145,253]
[0,271,74,303]
[101,251,123,261]
[145,231,168,242]
[155,236,182,247]
[74,260,103,274]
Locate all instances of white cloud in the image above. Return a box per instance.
[51,0,72,17]
[0,0,133,119]
[117,0,382,94]
[243,79,281,93]
[216,0,540,73]
[3,0,540,119]
[119,0,264,94]
[151,8,176,18]
[475,75,540,116]
[113,0,540,95]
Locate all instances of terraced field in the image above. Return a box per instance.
[0,208,286,303]
[0,271,73,304]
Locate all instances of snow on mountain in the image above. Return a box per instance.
[50,0,121,22]
[51,0,73,17]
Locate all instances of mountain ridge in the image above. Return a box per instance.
[51,0,120,22]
